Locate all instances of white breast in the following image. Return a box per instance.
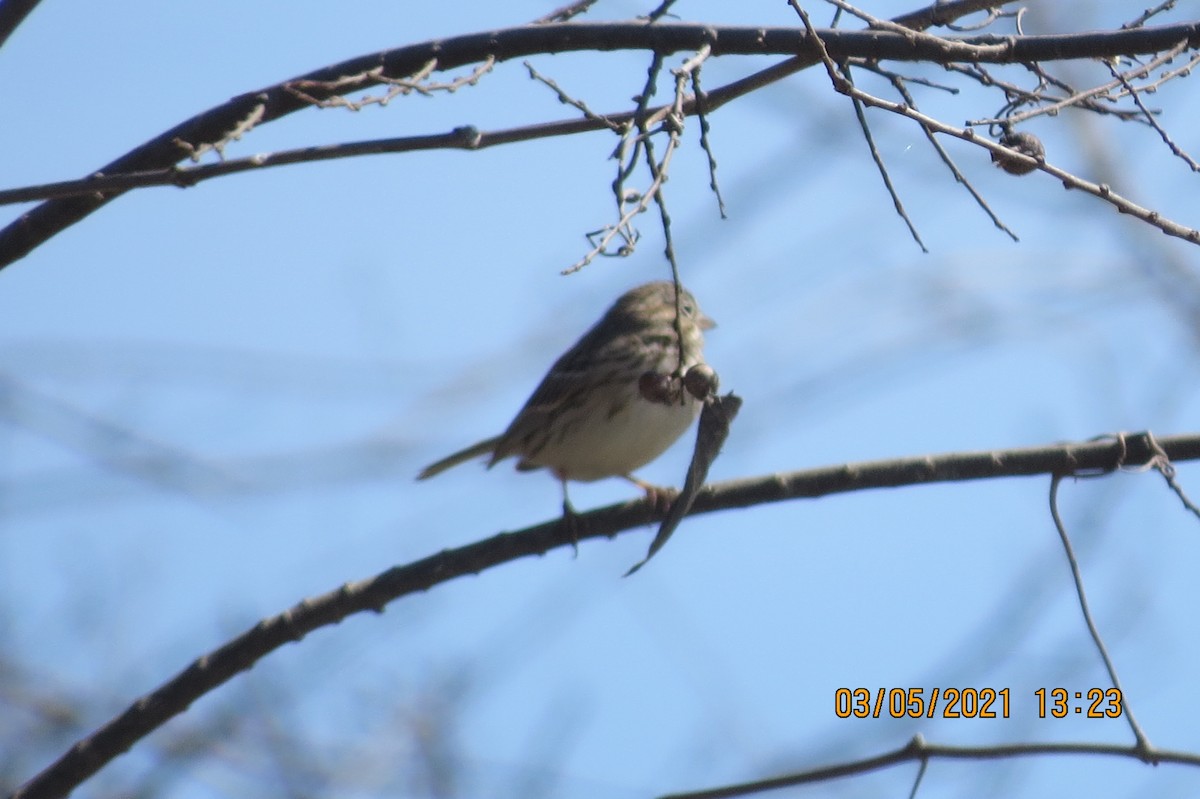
[525,386,701,482]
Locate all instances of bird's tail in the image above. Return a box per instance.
[416,436,502,480]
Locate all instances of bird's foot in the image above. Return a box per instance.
[625,475,678,514]
[560,497,582,558]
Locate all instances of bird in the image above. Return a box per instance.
[417,280,715,516]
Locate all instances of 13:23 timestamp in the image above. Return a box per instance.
[1035,687,1124,718]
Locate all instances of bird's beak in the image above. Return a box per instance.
[699,313,716,331]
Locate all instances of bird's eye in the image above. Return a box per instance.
[682,304,694,316]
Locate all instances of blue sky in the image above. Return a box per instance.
[4,1,1200,797]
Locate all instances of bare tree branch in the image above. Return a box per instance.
[966,40,1192,129]
[881,70,1020,240]
[789,50,1200,245]
[0,0,42,49]
[4,15,1200,269]
[11,429,1200,799]
[1105,56,1200,171]
[660,734,1194,799]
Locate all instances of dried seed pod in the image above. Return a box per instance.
[992,130,1045,175]
[683,363,719,401]
[639,371,677,404]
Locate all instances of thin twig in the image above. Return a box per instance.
[906,758,929,799]
[524,62,625,131]
[0,127,495,204]
[822,0,1005,61]
[793,46,1200,246]
[1139,432,1200,522]
[661,735,1183,799]
[792,1,927,251]
[567,51,669,274]
[844,66,928,252]
[1135,50,1200,94]
[945,7,1005,32]
[625,52,667,192]
[824,0,926,33]
[286,58,495,112]
[680,47,727,218]
[644,0,680,23]
[886,74,1018,241]
[567,189,657,274]
[640,130,678,273]
[643,88,685,369]
[1123,0,1177,30]
[174,103,266,162]
[566,45,677,277]
[1106,57,1200,171]
[629,47,696,378]
[968,40,1189,128]
[533,0,600,24]
[1048,474,1152,753]
[855,60,960,94]
[284,60,436,108]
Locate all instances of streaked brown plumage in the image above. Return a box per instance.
[418,280,714,504]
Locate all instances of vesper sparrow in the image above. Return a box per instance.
[417,280,715,512]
